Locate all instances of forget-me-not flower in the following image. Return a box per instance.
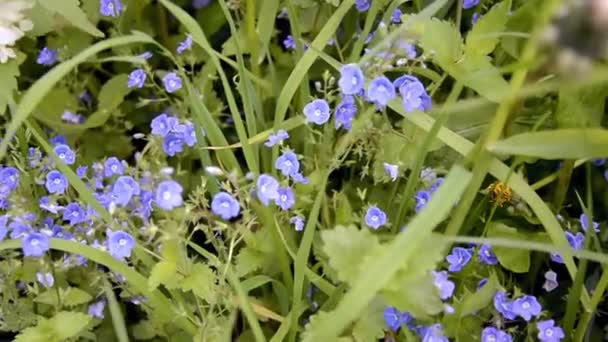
[63,202,87,226]
[283,35,296,50]
[335,96,357,131]
[365,206,387,229]
[151,113,176,137]
[383,307,412,332]
[290,216,305,231]
[100,0,123,17]
[275,151,300,177]
[354,0,370,12]
[36,47,57,66]
[537,320,565,342]
[45,170,68,194]
[478,244,498,265]
[177,34,193,54]
[493,291,517,320]
[276,187,295,211]
[127,69,146,88]
[88,300,106,319]
[446,247,473,272]
[463,0,479,9]
[384,163,398,181]
[543,270,558,292]
[432,271,455,300]
[107,230,135,259]
[104,157,124,178]
[256,174,280,206]
[481,327,512,342]
[22,232,50,257]
[512,295,542,321]
[155,180,183,210]
[211,191,240,220]
[36,272,55,288]
[550,231,585,264]
[304,99,331,125]
[394,75,432,113]
[367,76,396,108]
[163,72,182,93]
[265,129,289,147]
[580,213,599,232]
[338,63,365,95]
[53,144,76,165]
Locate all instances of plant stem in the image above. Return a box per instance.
[552,160,575,211]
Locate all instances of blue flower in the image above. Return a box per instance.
[155,180,183,210]
[543,270,558,292]
[463,0,479,9]
[472,13,481,25]
[61,110,84,124]
[338,64,365,95]
[592,158,606,166]
[177,34,193,54]
[415,190,431,212]
[335,96,357,131]
[127,69,147,88]
[275,151,300,177]
[365,206,387,229]
[276,187,295,211]
[45,170,68,194]
[384,163,398,181]
[151,113,176,137]
[53,144,76,165]
[429,177,444,193]
[22,232,50,257]
[580,213,599,232]
[432,271,455,300]
[39,196,62,214]
[36,47,57,66]
[421,324,448,342]
[304,99,331,125]
[51,135,67,145]
[283,35,296,50]
[10,220,31,239]
[482,327,512,342]
[100,0,123,17]
[211,191,241,220]
[477,278,488,290]
[537,320,565,342]
[383,307,412,332]
[88,300,106,319]
[182,122,199,147]
[107,230,135,259]
[292,172,309,184]
[478,244,498,265]
[265,129,289,147]
[104,157,124,178]
[112,176,140,207]
[257,174,280,206]
[63,202,87,226]
[551,231,585,264]
[36,272,55,288]
[163,133,185,156]
[0,166,20,190]
[138,51,153,60]
[391,8,403,24]
[512,295,542,321]
[0,215,7,242]
[354,0,370,12]
[446,247,473,272]
[394,75,432,113]
[290,216,305,231]
[398,41,418,59]
[163,72,183,93]
[367,76,396,108]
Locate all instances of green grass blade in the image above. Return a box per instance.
[103,277,130,342]
[256,0,281,64]
[0,33,154,162]
[303,165,472,340]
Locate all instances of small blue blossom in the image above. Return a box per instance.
[394,75,432,112]
[275,151,300,177]
[211,192,241,220]
[429,177,444,193]
[543,270,558,292]
[100,0,123,17]
[28,147,42,167]
[163,72,183,93]
[0,166,19,190]
[111,176,140,207]
[10,220,31,239]
[138,51,153,60]
[88,300,106,319]
[304,99,331,125]
[283,35,296,50]
[0,215,7,242]
[592,158,606,166]
[365,206,387,229]
[391,8,402,24]
[36,47,57,66]
[45,170,68,194]
[107,230,135,259]
[512,295,542,321]
[463,0,479,9]
[276,187,295,211]
[335,96,357,131]
[151,113,176,137]
[61,110,84,124]
[338,64,365,95]
[432,271,455,300]
[478,244,498,265]
[265,129,289,147]
[421,324,448,342]
[472,13,481,25]
[63,202,87,226]
[162,133,185,156]
[551,231,585,264]
[415,190,431,212]
[367,76,396,108]
[446,247,473,272]
[477,278,489,290]
[383,307,412,332]
[290,216,305,231]
[76,165,88,178]
[384,163,398,181]
[494,291,517,320]
[182,122,199,147]
[177,34,193,54]
[580,213,599,232]
[104,157,124,178]
[257,174,280,206]
[39,196,62,214]
[354,0,370,12]
[481,327,512,342]
[398,40,418,59]
[53,144,76,165]
[292,172,309,184]
[127,69,147,88]
[537,320,565,342]
[36,272,54,288]
[22,232,50,257]
[50,135,67,145]
[155,180,183,210]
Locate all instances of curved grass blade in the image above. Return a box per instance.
[103,277,130,342]
[0,33,154,162]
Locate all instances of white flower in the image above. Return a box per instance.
[0,46,16,63]
[0,0,33,63]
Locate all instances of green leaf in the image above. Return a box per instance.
[448,54,509,103]
[415,17,463,66]
[235,246,266,277]
[131,320,159,340]
[334,192,354,226]
[38,0,104,37]
[501,0,542,57]
[458,274,498,316]
[351,298,386,342]
[256,0,280,63]
[148,261,178,291]
[556,84,608,128]
[321,225,380,283]
[488,129,608,159]
[382,272,444,318]
[181,263,217,302]
[14,311,91,342]
[487,223,531,273]
[465,1,510,55]
[0,58,21,114]
[28,2,56,36]
[63,287,93,306]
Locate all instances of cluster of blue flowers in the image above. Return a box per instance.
[150,113,200,156]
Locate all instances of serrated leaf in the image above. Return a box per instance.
[28,2,56,36]
[235,246,266,277]
[382,272,444,318]
[97,74,132,110]
[487,223,530,273]
[465,1,510,55]
[181,263,217,302]
[39,0,104,38]
[63,287,93,306]
[416,17,463,66]
[321,225,380,283]
[148,261,178,291]
[33,290,60,306]
[448,54,509,103]
[131,320,159,340]
[161,239,180,263]
[351,297,386,342]
[0,58,21,114]
[14,311,91,342]
[556,84,608,128]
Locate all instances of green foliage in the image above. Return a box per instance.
[14,311,91,342]
[465,1,511,56]
[34,286,92,307]
[38,0,104,38]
